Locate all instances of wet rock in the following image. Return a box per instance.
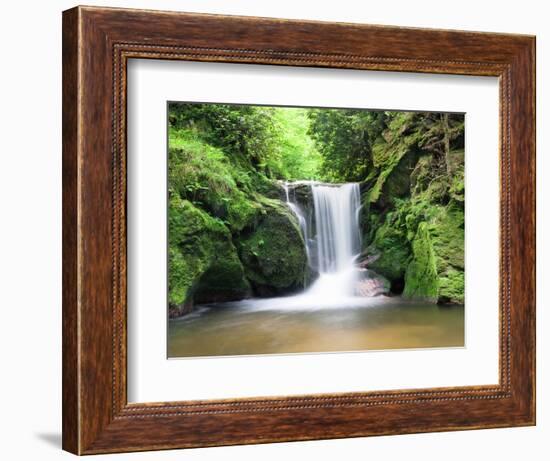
[355,269,391,297]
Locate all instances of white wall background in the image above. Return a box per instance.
[0,1,546,459]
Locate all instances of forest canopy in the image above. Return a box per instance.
[169,103,463,185]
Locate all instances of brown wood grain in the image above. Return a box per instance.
[62,6,80,455]
[62,5,536,455]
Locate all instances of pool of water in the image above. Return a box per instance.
[168,296,464,358]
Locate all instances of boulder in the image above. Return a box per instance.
[238,199,308,296]
[168,196,251,313]
[366,219,410,292]
[355,269,391,297]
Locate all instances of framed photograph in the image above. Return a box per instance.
[62,6,535,455]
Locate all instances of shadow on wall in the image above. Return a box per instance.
[35,432,61,448]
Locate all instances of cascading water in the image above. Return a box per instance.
[284,181,363,301]
[311,183,361,274]
[283,182,310,261]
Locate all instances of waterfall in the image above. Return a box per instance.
[284,181,362,299]
[311,183,361,274]
[283,182,310,261]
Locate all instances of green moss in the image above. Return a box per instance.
[367,145,408,203]
[252,174,284,199]
[403,222,439,301]
[367,221,410,283]
[168,196,250,307]
[167,127,313,306]
[448,150,465,203]
[371,137,390,168]
[380,150,418,205]
[387,112,416,136]
[362,185,464,303]
[368,135,420,204]
[168,246,201,308]
[238,200,307,295]
[359,200,377,247]
[168,196,214,306]
[429,203,465,303]
[429,204,464,271]
[194,249,251,303]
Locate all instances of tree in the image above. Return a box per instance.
[417,112,464,177]
[307,109,387,182]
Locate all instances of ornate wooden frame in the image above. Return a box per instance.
[62,5,536,455]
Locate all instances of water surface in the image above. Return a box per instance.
[168,297,464,358]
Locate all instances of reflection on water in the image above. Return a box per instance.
[168,296,464,358]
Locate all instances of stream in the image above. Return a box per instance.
[168,299,464,357]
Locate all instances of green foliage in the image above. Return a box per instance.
[437,268,465,304]
[169,103,323,181]
[307,110,464,189]
[308,109,386,182]
[169,102,275,171]
[269,108,323,180]
[169,129,261,232]
[167,104,324,308]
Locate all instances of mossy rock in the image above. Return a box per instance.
[402,210,464,303]
[168,196,250,311]
[410,154,433,195]
[194,250,252,303]
[359,201,378,248]
[287,182,313,210]
[238,200,308,296]
[429,203,465,303]
[367,216,411,288]
[362,196,464,303]
[367,121,422,204]
[378,149,418,207]
[254,174,285,200]
[403,222,439,302]
[429,203,464,271]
